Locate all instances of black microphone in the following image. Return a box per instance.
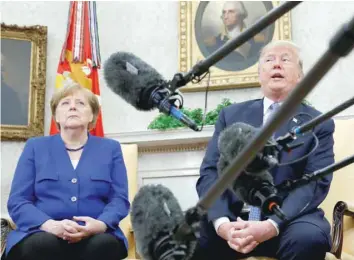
[170,1,302,91]
[218,122,279,174]
[103,52,201,132]
[275,96,354,151]
[131,184,199,260]
[292,96,354,136]
[276,153,354,192]
[217,122,286,220]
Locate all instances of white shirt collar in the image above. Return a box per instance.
[227,25,242,39]
[263,96,282,115]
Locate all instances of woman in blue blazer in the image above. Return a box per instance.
[6,83,130,260]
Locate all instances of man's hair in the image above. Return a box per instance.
[222,1,248,21]
[50,83,100,130]
[258,40,304,75]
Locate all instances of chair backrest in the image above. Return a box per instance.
[319,118,354,255]
[320,119,354,223]
[119,143,138,259]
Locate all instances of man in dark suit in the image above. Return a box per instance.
[194,40,334,260]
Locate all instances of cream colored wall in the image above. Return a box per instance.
[1,1,354,215]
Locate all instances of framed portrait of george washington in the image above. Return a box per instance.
[178,1,292,92]
[1,23,47,141]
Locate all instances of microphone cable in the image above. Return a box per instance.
[277,112,320,167]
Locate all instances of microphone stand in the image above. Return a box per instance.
[275,96,354,150]
[276,154,354,192]
[276,97,354,152]
[169,1,302,92]
[174,14,354,241]
[292,96,354,135]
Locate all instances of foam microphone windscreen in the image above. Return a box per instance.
[103,52,167,111]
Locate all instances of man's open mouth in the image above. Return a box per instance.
[271,73,285,79]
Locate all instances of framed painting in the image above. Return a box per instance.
[1,23,47,141]
[178,1,292,92]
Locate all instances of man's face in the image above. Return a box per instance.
[258,45,302,100]
[222,3,240,28]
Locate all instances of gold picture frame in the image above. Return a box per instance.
[1,23,47,141]
[178,1,292,92]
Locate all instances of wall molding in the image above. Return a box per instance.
[105,116,354,153]
[138,142,208,153]
[140,167,200,178]
[105,126,214,153]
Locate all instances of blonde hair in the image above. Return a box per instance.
[50,83,100,130]
[259,40,304,75]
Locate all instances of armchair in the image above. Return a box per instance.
[119,144,139,260]
[0,143,140,260]
[118,119,354,260]
[240,118,354,260]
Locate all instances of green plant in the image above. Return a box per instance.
[147,98,233,130]
[147,98,312,130]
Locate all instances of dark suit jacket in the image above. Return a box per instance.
[196,98,335,244]
[6,134,130,256]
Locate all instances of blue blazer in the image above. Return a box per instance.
[6,134,130,255]
[197,99,335,244]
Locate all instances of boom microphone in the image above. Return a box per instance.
[276,153,354,192]
[292,96,354,135]
[218,122,279,174]
[131,184,198,260]
[275,96,354,150]
[189,15,354,222]
[217,122,286,219]
[170,1,302,90]
[103,52,201,131]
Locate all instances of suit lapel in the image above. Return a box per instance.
[243,99,306,165]
[273,103,306,167]
[50,134,75,180]
[74,133,96,173]
[242,99,263,128]
[274,103,305,138]
[242,98,304,136]
[50,133,97,179]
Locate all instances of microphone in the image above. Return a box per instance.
[131,184,199,260]
[217,122,286,220]
[103,52,201,132]
[218,122,279,174]
[170,1,302,91]
[276,153,354,192]
[192,15,354,217]
[275,96,354,151]
[292,96,354,135]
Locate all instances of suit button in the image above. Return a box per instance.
[71,196,77,202]
[71,178,77,184]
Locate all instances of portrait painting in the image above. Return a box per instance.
[1,23,47,141]
[1,38,31,126]
[178,1,292,92]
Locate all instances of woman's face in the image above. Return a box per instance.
[55,91,93,130]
